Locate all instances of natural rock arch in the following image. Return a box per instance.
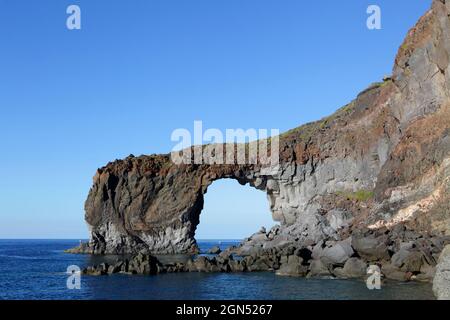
[74,1,450,256]
[84,159,288,254]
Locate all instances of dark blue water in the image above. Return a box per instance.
[0,240,434,300]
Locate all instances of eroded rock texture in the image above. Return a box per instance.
[74,0,450,255]
[433,244,450,299]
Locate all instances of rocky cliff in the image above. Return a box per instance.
[73,0,450,257]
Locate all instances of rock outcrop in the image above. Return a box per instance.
[70,0,450,271]
[231,225,446,281]
[81,233,445,283]
[433,245,450,299]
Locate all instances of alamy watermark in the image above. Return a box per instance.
[367,5,381,30]
[66,265,81,290]
[64,5,380,31]
[66,5,81,30]
[170,121,280,172]
[366,265,381,290]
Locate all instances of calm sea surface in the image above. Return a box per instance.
[0,239,434,300]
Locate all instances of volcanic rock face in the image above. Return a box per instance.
[76,0,450,255]
[434,244,450,299]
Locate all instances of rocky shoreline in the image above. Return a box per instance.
[81,225,450,285]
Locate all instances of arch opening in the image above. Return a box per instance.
[195,178,276,242]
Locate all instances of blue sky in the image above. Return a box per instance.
[0,0,431,239]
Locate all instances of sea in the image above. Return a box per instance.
[0,239,435,300]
